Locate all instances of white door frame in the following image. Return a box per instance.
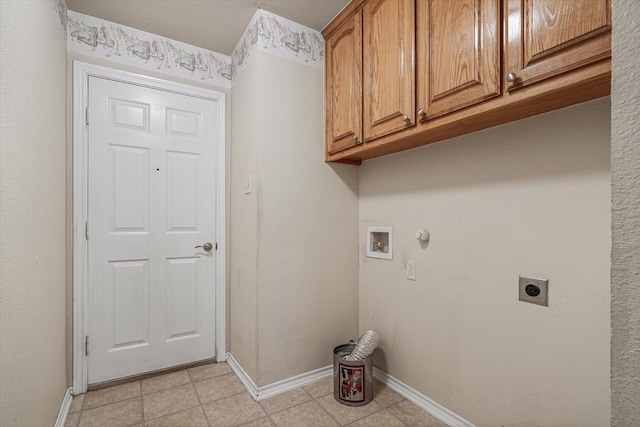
[72,61,226,394]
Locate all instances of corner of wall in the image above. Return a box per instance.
[611,0,640,424]
[0,0,69,424]
[229,12,359,388]
[230,9,324,83]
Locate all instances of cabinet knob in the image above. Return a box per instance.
[417,108,426,117]
[352,135,358,142]
[402,115,410,123]
[506,72,517,82]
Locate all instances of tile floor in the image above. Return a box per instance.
[65,362,447,427]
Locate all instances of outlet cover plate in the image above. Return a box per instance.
[519,276,549,306]
[406,260,416,281]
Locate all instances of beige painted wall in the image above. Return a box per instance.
[359,98,611,425]
[2,2,634,423]
[0,0,69,424]
[611,0,640,424]
[230,52,359,387]
[229,55,261,380]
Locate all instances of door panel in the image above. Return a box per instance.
[165,257,200,340]
[166,152,199,231]
[167,108,200,137]
[110,145,150,232]
[110,260,150,349]
[87,76,217,384]
[110,99,150,131]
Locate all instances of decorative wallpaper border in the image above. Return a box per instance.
[53,0,67,37]
[231,9,324,81]
[65,8,324,88]
[67,11,232,88]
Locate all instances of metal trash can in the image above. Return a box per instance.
[333,343,373,406]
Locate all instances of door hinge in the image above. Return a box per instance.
[85,107,89,126]
[85,222,89,240]
[85,335,89,356]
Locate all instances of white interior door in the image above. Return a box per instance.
[87,76,218,384]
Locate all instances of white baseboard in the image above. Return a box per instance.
[54,387,73,427]
[226,353,259,399]
[373,367,475,427]
[226,353,473,426]
[256,364,332,401]
[226,352,332,401]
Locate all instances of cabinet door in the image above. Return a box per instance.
[505,0,611,91]
[325,11,363,155]
[363,0,415,142]
[416,0,500,120]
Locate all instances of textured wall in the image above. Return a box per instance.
[228,52,261,380]
[611,0,640,424]
[229,51,359,387]
[252,53,359,386]
[359,98,611,426]
[0,0,69,424]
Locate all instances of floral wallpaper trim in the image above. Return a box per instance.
[231,9,324,81]
[53,0,67,37]
[67,11,232,88]
[66,8,324,88]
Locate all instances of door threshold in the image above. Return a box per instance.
[87,358,217,391]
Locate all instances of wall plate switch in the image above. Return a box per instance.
[406,260,416,281]
[243,175,252,194]
[519,276,548,306]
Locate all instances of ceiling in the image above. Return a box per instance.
[65,0,351,56]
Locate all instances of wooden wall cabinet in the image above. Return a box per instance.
[363,0,415,141]
[323,0,611,164]
[505,0,611,91]
[417,0,501,120]
[325,10,363,155]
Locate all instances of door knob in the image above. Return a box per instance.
[506,72,517,82]
[195,242,213,251]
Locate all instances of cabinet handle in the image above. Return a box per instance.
[417,108,426,117]
[506,72,517,83]
[402,115,410,123]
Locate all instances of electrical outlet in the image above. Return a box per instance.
[406,260,416,281]
[519,276,548,306]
